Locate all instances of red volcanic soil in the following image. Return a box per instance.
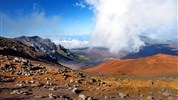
[84,54,178,75]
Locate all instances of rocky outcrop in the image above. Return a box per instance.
[0,37,57,63]
[15,36,76,62]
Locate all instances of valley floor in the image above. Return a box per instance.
[0,55,177,100]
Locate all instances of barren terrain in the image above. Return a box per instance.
[84,54,178,75]
[0,55,177,100]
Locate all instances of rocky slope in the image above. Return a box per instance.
[84,54,178,75]
[15,36,76,62]
[0,37,56,63]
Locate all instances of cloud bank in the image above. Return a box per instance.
[53,39,89,49]
[86,0,177,53]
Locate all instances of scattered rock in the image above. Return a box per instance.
[104,96,108,99]
[79,94,87,100]
[139,94,144,98]
[16,83,23,87]
[63,76,67,80]
[49,86,58,91]
[13,57,20,62]
[70,79,74,83]
[48,93,57,99]
[75,79,81,84]
[147,96,154,100]
[45,77,50,80]
[36,95,44,98]
[87,96,93,100]
[65,83,70,87]
[119,92,127,98]
[72,87,78,93]
[0,76,15,82]
[10,90,19,94]
[88,78,96,84]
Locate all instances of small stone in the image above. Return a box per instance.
[48,93,57,99]
[70,79,74,83]
[46,81,49,84]
[18,91,24,95]
[45,77,51,80]
[87,96,93,100]
[13,57,20,62]
[147,96,154,100]
[119,92,127,98]
[43,85,47,88]
[68,87,73,90]
[30,80,35,83]
[104,96,108,99]
[65,83,70,87]
[73,85,79,87]
[10,90,18,94]
[72,87,78,93]
[46,81,53,86]
[79,94,87,100]
[17,83,23,87]
[139,94,144,98]
[22,92,27,96]
[63,76,67,80]
[59,95,66,99]
[49,86,57,91]
[75,79,81,84]
[36,95,44,98]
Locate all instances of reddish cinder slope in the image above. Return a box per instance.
[84,54,178,75]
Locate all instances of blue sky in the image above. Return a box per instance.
[0,0,177,50]
[0,0,93,40]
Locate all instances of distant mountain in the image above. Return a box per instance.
[0,37,57,63]
[71,37,178,63]
[122,42,178,59]
[15,36,76,62]
[84,54,178,75]
[15,36,57,54]
[71,47,126,64]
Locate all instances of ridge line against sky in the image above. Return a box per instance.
[0,0,177,52]
[0,0,94,49]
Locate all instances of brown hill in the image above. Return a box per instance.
[84,54,178,75]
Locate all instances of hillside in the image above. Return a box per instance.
[0,37,57,63]
[84,54,178,75]
[14,36,76,61]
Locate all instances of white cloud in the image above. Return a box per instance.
[53,39,89,49]
[86,0,177,53]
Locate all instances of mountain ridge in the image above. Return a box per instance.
[14,36,77,62]
[0,36,57,64]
